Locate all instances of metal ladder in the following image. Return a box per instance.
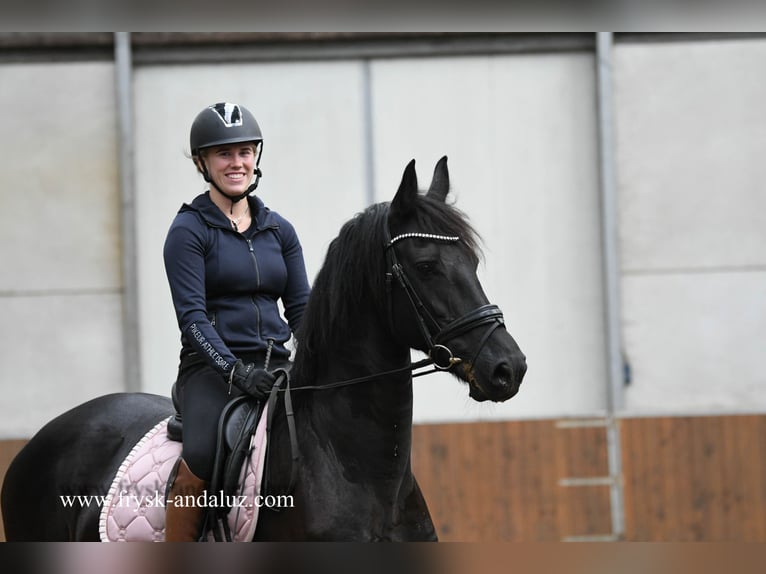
[556,415,624,542]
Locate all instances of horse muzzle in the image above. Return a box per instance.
[462,324,527,403]
[468,354,526,402]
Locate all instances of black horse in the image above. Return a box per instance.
[1,157,526,541]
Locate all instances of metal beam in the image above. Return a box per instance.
[114,32,141,393]
[361,59,376,206]
[596,31,625,541]
[130,33,595,66]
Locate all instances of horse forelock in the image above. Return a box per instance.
[293,193,481,383]
[412,195,482,262]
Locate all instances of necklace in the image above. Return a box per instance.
[229,204,250,231]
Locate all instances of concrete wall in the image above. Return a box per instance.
[0,61,125,438]
[370,53,606,422]
[1,35,765,440]
[615,38,766,415]
[133,52,607,424]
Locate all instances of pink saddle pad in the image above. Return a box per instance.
[99,404,269,542]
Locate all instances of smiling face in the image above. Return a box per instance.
[197,142,259,198]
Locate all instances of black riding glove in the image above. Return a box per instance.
[228,359,277,400]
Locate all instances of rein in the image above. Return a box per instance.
[262,358,438,500]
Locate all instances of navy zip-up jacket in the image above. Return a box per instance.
[163,191,310,377]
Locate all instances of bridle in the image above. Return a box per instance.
[384,230,506,372]
[263,226,508,499]
[270,228,508,395]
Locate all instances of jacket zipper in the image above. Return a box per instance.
[242,225,278,341]
[251,296,262,339]
[242,224,279,286]
[245,238,261,288]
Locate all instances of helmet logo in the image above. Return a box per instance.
[210,102,243,127]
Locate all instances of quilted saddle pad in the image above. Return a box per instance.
[98,404,269,542]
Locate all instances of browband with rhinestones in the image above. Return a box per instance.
[386,232,461,248]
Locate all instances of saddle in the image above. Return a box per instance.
[166,383,265,541]
[166,366,298,541]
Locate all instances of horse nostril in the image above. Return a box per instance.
[492,362,513,386]
[495,355,526,385]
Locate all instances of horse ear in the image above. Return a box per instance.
[391,159,419,215]
[426,155,450,202]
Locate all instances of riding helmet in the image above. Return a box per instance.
[189,102,263,155]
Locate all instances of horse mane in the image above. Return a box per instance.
[292,193,481,384]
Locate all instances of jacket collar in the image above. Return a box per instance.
[180,191,276,232]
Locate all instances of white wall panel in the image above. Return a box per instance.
[0,62,121,438]
[371,53,607,422]
[615,39,766,415]
[615,40,766,271]
[0,294,124,438]
[623,271,766,414]
[0,62,120,292]
[134,61,369,397]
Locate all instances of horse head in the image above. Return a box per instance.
[387,156,527,402]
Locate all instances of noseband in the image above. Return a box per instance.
[384,231,506,371]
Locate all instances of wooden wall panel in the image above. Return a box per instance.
[0,439,28,542]
[3,414,765,542]
[411,419,612,541]
[621,415,766,541]
[412,414,766,542]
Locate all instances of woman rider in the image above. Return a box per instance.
[162,102,311,541]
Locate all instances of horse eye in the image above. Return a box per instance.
[415,261,437,276]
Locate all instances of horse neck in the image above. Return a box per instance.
[317,320,414,418]
[303,317,416,478]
